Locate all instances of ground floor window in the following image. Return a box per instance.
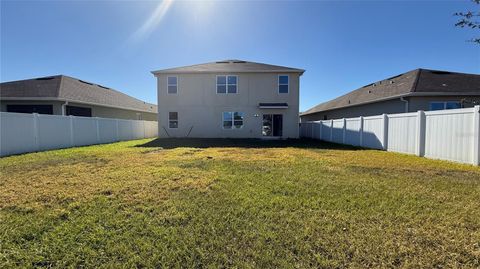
[6,104,53,114]
[169,112,178,128]
[223,112,244,129]
[429,101,462,111]
[66,105,92,117]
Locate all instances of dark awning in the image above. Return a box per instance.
[258,103,288,109]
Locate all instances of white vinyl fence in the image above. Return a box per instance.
[301,106,480,165]
[0,112,158,157]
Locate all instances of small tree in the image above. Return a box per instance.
[454,0,480,44]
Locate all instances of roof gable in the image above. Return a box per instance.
[152,59,305,74]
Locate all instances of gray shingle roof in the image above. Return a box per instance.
[152,59,305,74]
[302,69,480,115]
[0,75,157,113]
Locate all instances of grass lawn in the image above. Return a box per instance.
[1,138,479,268]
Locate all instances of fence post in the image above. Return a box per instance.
[473,105,480,165]
[95,117,100,144]
[33,113,40,151]
[69,115,75,147]
[359,116,364,147]
[382,114,388,150]
[330,119,333,141]
[342,118,347,144]
[415,110,426,157]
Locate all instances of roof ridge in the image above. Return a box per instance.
[410,69,423,93]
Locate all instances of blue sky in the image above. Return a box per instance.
[1,0,479,111]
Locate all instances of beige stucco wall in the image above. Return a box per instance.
[300,95,480,121]
[156,72,300,138]
[0,100,157,121]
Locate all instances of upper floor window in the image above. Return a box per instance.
[429,101,461,111]
[169,112,178,128]
[278,75,289,94]
[217,75,237,94]
[223,112,244,129]
[167,76,178,94]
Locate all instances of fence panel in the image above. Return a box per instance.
[0,112,158,157]
[362,116,384,149]
[424,108,474,164]
[321,121,331,141]
[332,119,344,144]
[345,118,361,146]
[98,118,118,144]
[387,113,417,154]
[37,114,72,150]
[300,106,479,165]
[0,113,36,156]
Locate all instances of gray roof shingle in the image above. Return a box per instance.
[302,69,480,115]
[152,59,305,74]
[0,75,157,113]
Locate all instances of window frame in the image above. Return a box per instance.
[216,75,238,94]
[429,101,462,111]
[278,75,289,94]
[167,76,178,94]
[222,111,244,129]
[168,112,178,129]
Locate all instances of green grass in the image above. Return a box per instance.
[1,138,479,268]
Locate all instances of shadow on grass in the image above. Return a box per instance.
[135,138,362,150]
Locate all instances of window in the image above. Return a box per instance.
[278,75,289,93]
[217,75,237,94]
[429,101,462,111]
[167,76,178,94]
[6,105,53,115]
[66,106,92,117]
[446,101,461,109]
[168,112,178,128]
[222,112,244,129]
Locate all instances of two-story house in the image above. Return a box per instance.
[152,60,304,138]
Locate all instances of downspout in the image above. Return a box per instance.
[61,101,68,115]
[400,97,409,113]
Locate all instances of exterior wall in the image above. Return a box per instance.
[301,99,406,122]
[0,100,157,121]
[301,95,480,122]
[408,96,479,112]
[156,72,300,138]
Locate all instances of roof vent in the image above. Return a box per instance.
[368,90,372,93]
[216,61,229,64]
[98,85,110,89]
[442,83,448,87]
[232,60,246,63]
[386,74,402,80]
[36,77,55,81]
[430,71,452,75]
[78,80,93,85]
[390,80,394,84]
[348,100,351,104]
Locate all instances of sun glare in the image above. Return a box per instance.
[130,0,174,43]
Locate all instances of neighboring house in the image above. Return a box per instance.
[301,69,480,121]
[0,75,157,121]
[152,59,304,138]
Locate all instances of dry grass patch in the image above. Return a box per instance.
[1,138,479,268]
